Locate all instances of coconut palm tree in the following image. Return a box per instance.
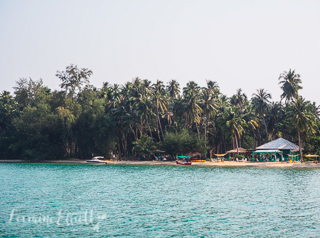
[267,102,285,140]
[252,89,271,139]
[238,101,259,145]
[206,80,220,96]
[230,88,247,109]
[152,80,168,140]
[200,87,217,147]
[223,106,247,155]
[278,69,302,104]
[132,135,159,158]
[286,97,317,161]
[183,81,202,136]
[126,78,155,139]
[167,80,180,99]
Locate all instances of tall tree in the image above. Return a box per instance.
[167,80,180,99]
[56,64,93,99]
[206,80,220,96]
[183,81,202,136]
[286,97,317,161]
[200,87,216,148]
[0,91,16,134]
[230,88,247,109]
[278,69,302,104]
[152,80,168,140]
[252,89,271,140]
[223,106,246,155]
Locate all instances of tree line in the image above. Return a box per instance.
[0,65,319,161]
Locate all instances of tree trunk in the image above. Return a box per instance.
[156,105,164,140]
[123,133,127,154]
[204,117,207,148]
[235,132,239,155]
[195,121,200,139]
[232,136,235,149]
[117,137,121,159]
[262,117,269,139]
[129,125,137,140]
[146,117,153,140]
[156,121,161,141]
[298,130,303,162]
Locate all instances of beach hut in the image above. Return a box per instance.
[253,138,300,162]
[225,147,249,160]
[213,153,227,162]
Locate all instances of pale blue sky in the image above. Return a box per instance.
[1,0,319,103]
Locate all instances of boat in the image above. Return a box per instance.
[176,155,192,165]
[190,159,206,163]
[86,156,107,164]
[176,160,192,165]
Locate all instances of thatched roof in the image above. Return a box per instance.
[256,138,300,151]
[215,154,227,157]
[226,147,249,154]
[305,154,319,158]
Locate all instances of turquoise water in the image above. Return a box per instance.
[1,164,320,237]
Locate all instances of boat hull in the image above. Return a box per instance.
[176,161,192,165]
[191,160,206,163]
[86,160,107,164]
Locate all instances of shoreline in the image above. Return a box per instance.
[1,160,320,168]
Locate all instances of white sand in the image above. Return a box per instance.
[1,160,319,168]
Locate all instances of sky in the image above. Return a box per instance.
[1,0,320,103]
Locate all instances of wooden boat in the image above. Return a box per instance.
[191,159,206,162]
[86,156,107,164]
[176,160,192,165]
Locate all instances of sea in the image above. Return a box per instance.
[1,163,320,237]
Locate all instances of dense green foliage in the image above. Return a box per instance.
[0,65,319,161]
[162,130,206,157]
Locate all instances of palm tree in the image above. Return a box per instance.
[167,80,180,99]
[125,78,154,140]
[243,104,259,149]
[267,102,285,140]
[152,80,168,140]
[132,135,159,158]
[252,89,271,139]
[286,97,317,161]
[278,69,302,103]
[183,81,202,136]
[223,106,246,155]
[200,87,217,148]
[209,95,231,155]
[206,80,220,96]
[230,88,247,109]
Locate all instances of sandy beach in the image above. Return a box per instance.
[107,160,320,168]
[1,159,320,168]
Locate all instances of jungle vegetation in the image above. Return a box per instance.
[0,66,319,161]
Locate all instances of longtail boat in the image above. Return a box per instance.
[176,156,192,165]
[176,160,192,165]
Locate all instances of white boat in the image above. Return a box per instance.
[86,156,107,164]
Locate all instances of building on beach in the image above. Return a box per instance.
[225,147,250,160]
[253,138,300,161]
